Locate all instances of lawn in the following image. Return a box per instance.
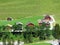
[0,16,43,26]
[24,43,51,45]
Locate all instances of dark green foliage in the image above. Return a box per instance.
[2,34,6,45]
[24,25,35,43]
[0,21,57,44]
[53,24,60,39]
[25,25,35,32]
[13,23,23,31]
[39,30,46,40]
[39,22,51,40]
[1,25,6,31]
[24,32,33,43]
[39,22,50,30]
[0,32,15,45]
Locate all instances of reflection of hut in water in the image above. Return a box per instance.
[13,22,23,32]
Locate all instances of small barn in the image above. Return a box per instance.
[26,22,34,27]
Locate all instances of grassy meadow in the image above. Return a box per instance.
[24,43,51,45]
[0,0,60,24]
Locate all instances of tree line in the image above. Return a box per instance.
[0,22,60,44]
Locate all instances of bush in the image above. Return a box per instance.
[24,25,35,43]
[53,23,60,39]
[12,23,23,31]
[39,22,51,40]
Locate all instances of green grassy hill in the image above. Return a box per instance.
[0,0,60,24]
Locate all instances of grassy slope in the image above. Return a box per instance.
[24,43,51,45]
[0,0,60,24]
[0,16,43,26]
